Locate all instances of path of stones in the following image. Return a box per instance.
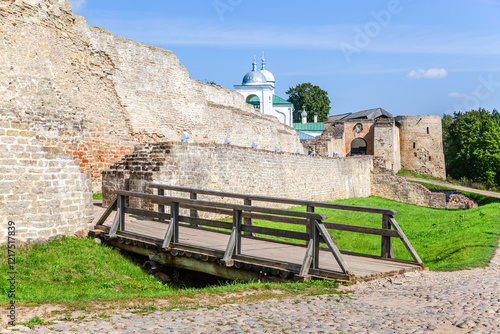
[4,198,500,333]
[3,246,498,333]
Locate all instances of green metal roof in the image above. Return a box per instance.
[246,95,292,106]
[247,96,260,105]
[293,122,325,131]
[272,95,292,105]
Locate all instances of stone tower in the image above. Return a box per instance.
[397,115,446,179]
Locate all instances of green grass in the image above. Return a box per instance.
[0,236,340,306]
[0,237,171,304]
[93,192,103,200]
[248,196,500,272]
[397,169,440,181]
[1,196,498,307]
[21,317,43,329]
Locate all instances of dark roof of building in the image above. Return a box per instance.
[328,108,393,121]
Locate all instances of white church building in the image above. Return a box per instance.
[234,55,294,127]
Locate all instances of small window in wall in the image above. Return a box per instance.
[427,127,429,134]
[355,123,363,133]
[413,142,416,149]
[429,156,432,161]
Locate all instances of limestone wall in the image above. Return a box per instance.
[373,119,401,172]
[372,173,476,209]
[0,117,93,243]
[0,0,302,192]
[397,115,446,179]
[102,142,373,211]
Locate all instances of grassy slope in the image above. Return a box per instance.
[0,237,339,305]
[1,197,498,305]
[254,196,500,271]
[329,197,500,271]
[0,237,170,304]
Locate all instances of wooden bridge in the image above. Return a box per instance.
[93,185,424,282]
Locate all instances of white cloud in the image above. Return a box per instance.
[407,68,448,80]
[68,0,86,12]
[448,90,486,99]
[448,92,467,98]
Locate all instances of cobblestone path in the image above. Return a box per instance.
[4,246,499,334]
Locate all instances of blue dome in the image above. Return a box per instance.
[242,58,267,85]
[242,70,267,85]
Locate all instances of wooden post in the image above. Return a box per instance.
[306,205,314,246]
[299,241,314,277]
[381,214,394,259]
[190,192,199,227]
[315,220,352,276]
[118,193,125,232]
[234,209,242,254]
[222,230,236,267]
[312,218,320,269]
[158,188,165,222]
[243,198,253,236]
[389,217,424,266]
[162,218,175,250]
[108,194,121,239]
[171,202,179,243]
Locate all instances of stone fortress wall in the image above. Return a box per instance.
[0,0,302,193]
[0,117,93,242]
[101,142,373,213]
[304,116,444,179]
[372,173,477,209]
[0,0,456,244]
[397,115,446,179]
[0,0,302,242]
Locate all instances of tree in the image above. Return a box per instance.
[441,113,454,158]
[286,83,331,123]
[446,108,500,187]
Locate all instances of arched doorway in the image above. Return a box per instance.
[351,138,367,155]
[246,95,260,110]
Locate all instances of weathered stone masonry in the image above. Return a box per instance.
[102,142,373,212]
[0,117,93,243]
[372,170,477,209]
[0,0,302,192]
[304,116,445,179]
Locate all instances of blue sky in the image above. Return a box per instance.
[69,0,500,117]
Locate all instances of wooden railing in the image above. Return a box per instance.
[96,186,423,279]
[99,190,359,277]
[148,184,423,267]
